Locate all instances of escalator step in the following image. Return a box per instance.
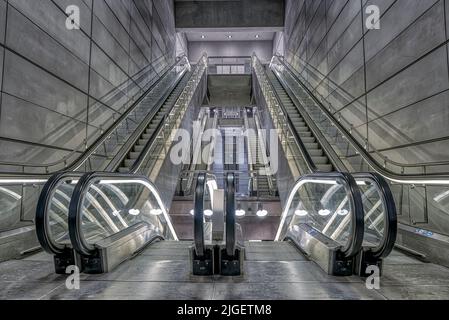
[134,145,144,152]
[129,152,140,159]
[138,139,149,145]
[304,143,319,149]
[309,149,324,156]
[296,126,310,132]
[317,164,333,172]
[301,137,315,143]
[311,156,329,165]
[299,131,312,137]
[124,159,135,167]
[118,167,129,173]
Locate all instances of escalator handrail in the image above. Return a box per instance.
[130,54,208,174]
[267,59,347,173]
[225,173,236,256]
[194,173,207,257]
[68,172,178,256]
[276,172,364,258]
[252,55,318,174]
[0,56,189,178]
[353,172,398,259]
[36,172,84,255]
[273,55,449,183]
[107,64,191,172]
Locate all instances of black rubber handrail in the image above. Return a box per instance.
[331,172,364,258]
[278,172,365,258]
[36,172,83,255]
[68,172,178,256]
[353,172,397,259]
[194,173,207,257]
[225,173,236,256]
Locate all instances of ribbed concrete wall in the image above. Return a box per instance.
[283,0,449,170]
[0,0,176,173]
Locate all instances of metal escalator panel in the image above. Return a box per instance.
[353,173,397,259]
[276,172,364,260]
[68,172,178,273]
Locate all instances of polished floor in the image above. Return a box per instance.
[1,241,449,300]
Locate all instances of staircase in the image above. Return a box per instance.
[117,72,190,173]
[266,69,333,172]
[247,126,276,197]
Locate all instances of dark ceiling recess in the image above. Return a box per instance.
[175,0,285,30]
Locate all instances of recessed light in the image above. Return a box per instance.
[201,35,205,39]
[255,34,260,39]
[204,209,213,217]
[150,209,162,216]
[256,209,268,217]
[227,35,232,39]
[189,209,194,216]
[129,209,140,216]
[318,209,331,216]
[236,209,246,217]
[295,210,308,216]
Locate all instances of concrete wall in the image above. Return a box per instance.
[283,0,449,265]
[0,0,177,173]
[176,32,188,57]
[283,0,449,170]
[189,41,273,63]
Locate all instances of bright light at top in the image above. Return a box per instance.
[204,209,213,217]
[129,209,140,216]
[236,209,246,217]
[201,35,205,39]
[150,209,162,216]
[256,209,268,217]
[318,209,331,216]
[295,210,308,216]
[189,209,194,216]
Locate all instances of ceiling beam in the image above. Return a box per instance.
[175,0,285,30]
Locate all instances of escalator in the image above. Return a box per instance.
[33,55,209,273]
[266,69,333,172]
[116,71,192,173]
[191,172,244,276]
[245,112,274,197]
[252,55,398,276]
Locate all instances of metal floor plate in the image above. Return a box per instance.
[1,241,449,300]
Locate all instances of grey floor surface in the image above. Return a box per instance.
[1,241,449,300]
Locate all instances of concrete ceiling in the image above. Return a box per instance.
[186,31,275,42]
